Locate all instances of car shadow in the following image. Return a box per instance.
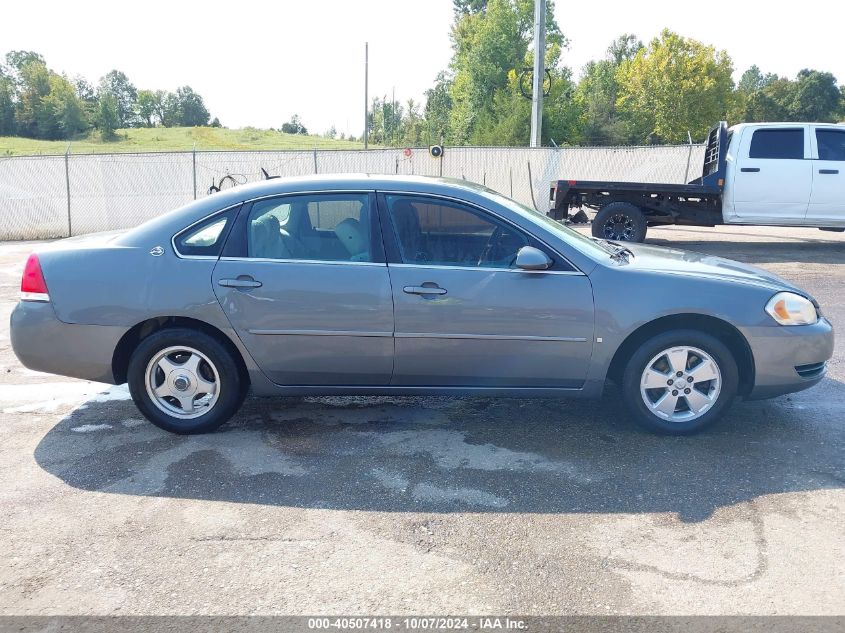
[645,233,844,265]
[33,377,845,522]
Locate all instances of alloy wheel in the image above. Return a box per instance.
[639,346,722,422]
[144,346,220,419]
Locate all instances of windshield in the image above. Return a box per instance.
[480,188,618,259]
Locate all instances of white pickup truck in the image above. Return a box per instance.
[549,121,845,242]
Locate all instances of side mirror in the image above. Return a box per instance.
[514,246,553,271]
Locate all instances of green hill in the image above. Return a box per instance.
[0,127,372,156]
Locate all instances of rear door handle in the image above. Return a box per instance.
[403,285,447,296]
[819,169,839,175]
[741,167,760,173]
[218,277,262,289]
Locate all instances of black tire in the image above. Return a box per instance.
[621,329,738,435]
[592,201,648,242]
[127,328,246,434]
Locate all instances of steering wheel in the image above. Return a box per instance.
[477,226,503,267]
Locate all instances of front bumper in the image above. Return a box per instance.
[743,317,834,400]
[10,301,127,384]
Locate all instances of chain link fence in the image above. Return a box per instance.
[0,144,705,241]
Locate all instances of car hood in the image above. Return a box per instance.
[619,242,806,295]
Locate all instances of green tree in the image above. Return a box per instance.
[840,85,845,119]
[42,74,87,138]
[573,35,643,145]
[367,96,404,145]
[790,69,840,122]
[173,85,210,126]
[136,89,157,127]
[14,60,51,138]
[734,69,841,123]
[607,33,643,65]
[280,114,308,135]
[730,65,778,122]
[616,29,735,143]
[97,70,137,128]
[423,71,453,144]
[471,65,579,146]
[73,75,98,126]
[96,93,120,139]
[400,98,424,146]
[0,75,15,135]
[446,0,565,144]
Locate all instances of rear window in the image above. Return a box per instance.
[174,207,238,257]
[749,128,804,159]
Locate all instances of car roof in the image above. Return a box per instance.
[215,173,488,200]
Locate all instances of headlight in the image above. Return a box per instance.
[765,292,819,326]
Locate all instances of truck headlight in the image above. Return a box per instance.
[765,292,819,326]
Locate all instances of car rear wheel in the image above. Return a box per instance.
[128,328,245,434]
[592,202,647,242]
[621,330,738,434]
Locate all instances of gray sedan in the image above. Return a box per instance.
[10,175,834,434]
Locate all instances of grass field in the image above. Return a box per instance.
[0,127,372,156]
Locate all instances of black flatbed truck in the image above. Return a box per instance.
[548,122,728,242]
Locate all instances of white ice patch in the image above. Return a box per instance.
[88,384,131,403]
[1,382,131,413]
[71,423,113,433]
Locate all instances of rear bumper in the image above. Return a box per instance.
[744,317,834,400]
[10,301,126,384]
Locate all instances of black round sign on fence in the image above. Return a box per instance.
[429,145,444,158]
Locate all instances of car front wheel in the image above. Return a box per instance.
[127,328,246,434]
[621,330,738,434]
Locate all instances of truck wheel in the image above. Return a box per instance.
[592,202,647,242]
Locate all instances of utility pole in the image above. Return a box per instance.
[529,0,545,148]
[363,42,369,149]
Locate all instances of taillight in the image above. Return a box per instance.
[21,253,50,302]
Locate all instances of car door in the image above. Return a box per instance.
[212,191,394,386]
[732,126,812,221]
[379,193,594,388]
[807,126,845,223]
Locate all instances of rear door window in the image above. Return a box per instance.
[244,193,375,262]
[816,129,845,161]
[749,128,804,159]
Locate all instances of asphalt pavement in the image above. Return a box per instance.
[0,225,842,617]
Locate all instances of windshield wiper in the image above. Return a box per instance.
[605,240,635,259]
[592,238,634,260]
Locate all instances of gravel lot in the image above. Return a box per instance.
[0,224,843,616]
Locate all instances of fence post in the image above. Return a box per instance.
[313,148,318,174]
[683,131,693,183]
[64,146,72,237]
[192,143,197,200]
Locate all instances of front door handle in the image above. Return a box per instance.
[403,285,447,296]
[741,167,760,173]
[218,277,262,289]
[819,169,839,175]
